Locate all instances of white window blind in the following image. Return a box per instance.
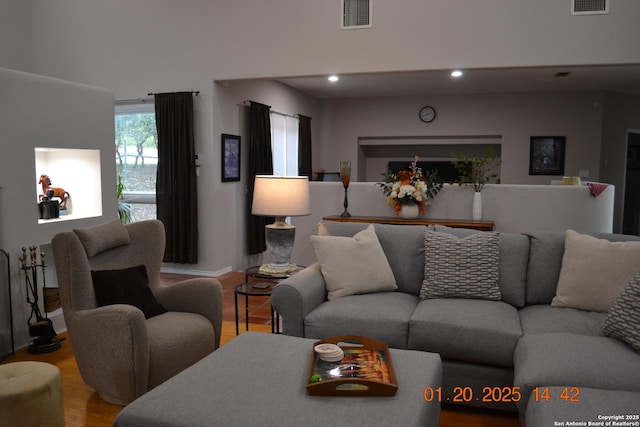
[271,113,299,176]
[342,0,371,28]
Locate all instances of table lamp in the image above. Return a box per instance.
[252,175,311,273]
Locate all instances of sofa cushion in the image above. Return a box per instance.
[319,220,368,237]
[513,333,640,413]
[496,232,529,308]
[421,230,501,300]
[518,305,605,336]
[304,292,419,349]
[524,232,566,305]
[310,225,397,300]
[603,272,640,352]
[408,299,522,367]
[432,225,528,307]
[74,219,131,258]
[320,222,428,295]
[552,230,640,312]
[91,264,167,319]
[525,231,640,305]
[374,224,428,295]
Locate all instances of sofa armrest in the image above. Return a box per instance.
[271,263,327,337]
[154,277,223,349]
[70,305,149,404]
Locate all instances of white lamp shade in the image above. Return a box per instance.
[252,176,311,217]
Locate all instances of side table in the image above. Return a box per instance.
[234,282,279,335]
[235,265,306,335]
[245,265,305,282]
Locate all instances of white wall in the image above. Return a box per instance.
[319,92,604,184]
[28,1,640,84]
[0,1,636,275]
[0,0,31,72]
[0,68,116,349]
[208,79,324,273]
[291,182,615,267]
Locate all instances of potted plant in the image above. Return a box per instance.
[451,146,502,220]
[117,173,132,224]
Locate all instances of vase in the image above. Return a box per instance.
[399,204,420,219]
[472,192,482,220]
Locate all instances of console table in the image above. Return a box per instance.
[322,215,494,231]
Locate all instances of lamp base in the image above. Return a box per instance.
[264,219,296,273]
[258,263,299,275]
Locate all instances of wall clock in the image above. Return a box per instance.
[419,106,436,123]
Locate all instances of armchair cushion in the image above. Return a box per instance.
[91,264,167,319]
[74,219,131,257]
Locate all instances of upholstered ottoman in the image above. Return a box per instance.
[115,332,441,427]
[0,361,65,427]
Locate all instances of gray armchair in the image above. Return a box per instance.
[51,219,223,405]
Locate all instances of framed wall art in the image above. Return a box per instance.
[529,136,566,176]
[221,134,241,182]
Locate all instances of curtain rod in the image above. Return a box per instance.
[115,97,154,105]
[238,100,299,119]
[147,91,200,96]
[116,90,200,105]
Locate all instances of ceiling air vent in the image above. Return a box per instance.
[571,0,608,15]
[342,0,371,29]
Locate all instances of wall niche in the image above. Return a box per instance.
[35,148,102,223]
[358,136,502,182]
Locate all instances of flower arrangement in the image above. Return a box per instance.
[376,156,443,215]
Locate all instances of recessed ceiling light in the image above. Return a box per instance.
[555,72,571,77]
[451,70,463,78]
[328,75,339,82]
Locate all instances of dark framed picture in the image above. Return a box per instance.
[529,136,566,176]
[221,134,241,182]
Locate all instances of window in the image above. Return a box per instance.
[114,103,157,222]
[270,113,299,176]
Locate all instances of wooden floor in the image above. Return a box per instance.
[2,271,520,427]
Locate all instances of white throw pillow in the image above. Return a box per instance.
[310,224,397,300]
[551,230,640,312]
[316,222,330,236]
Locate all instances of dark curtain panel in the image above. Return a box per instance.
[246,102,274,255]
[297,114,312,178]
[154,92,198,264]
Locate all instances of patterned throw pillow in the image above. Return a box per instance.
[421,230,501,300]
[603,272,640,353]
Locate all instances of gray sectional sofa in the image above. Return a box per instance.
[271,222,640,424]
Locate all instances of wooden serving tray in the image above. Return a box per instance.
[306,335,398,396]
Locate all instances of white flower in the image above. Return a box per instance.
[400,184,414,197]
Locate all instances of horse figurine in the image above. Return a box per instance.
[39,174,70,209]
